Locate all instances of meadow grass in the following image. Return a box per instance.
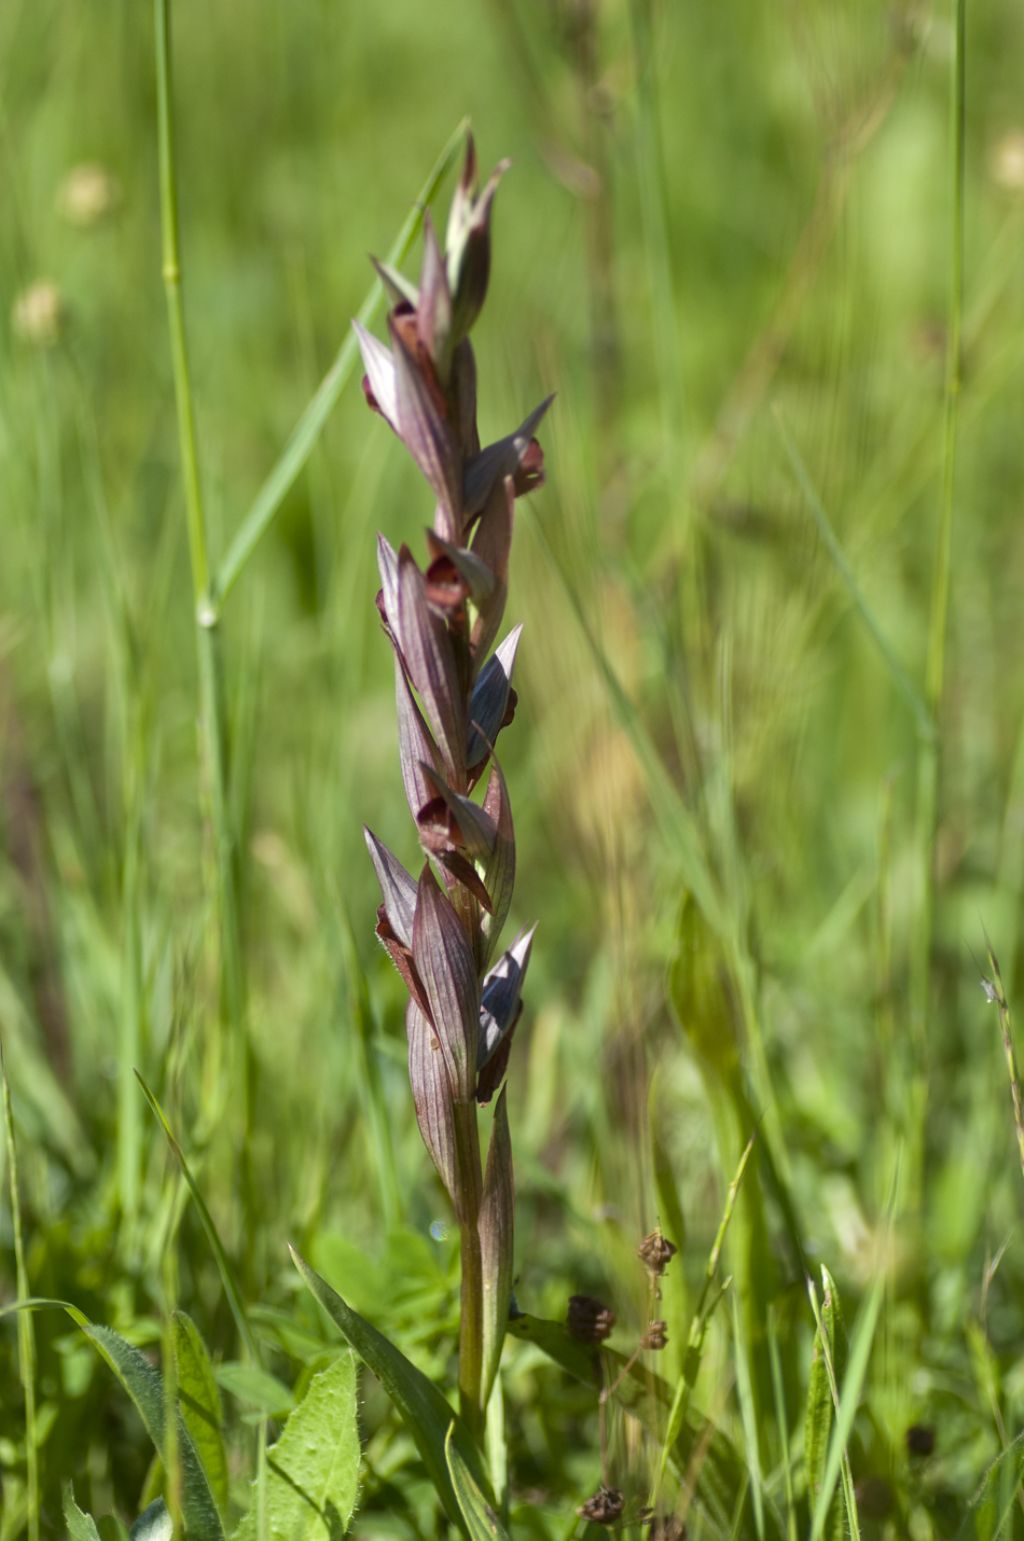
[3,0,1024,1536]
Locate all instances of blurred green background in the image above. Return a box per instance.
[3,0,1024,1534]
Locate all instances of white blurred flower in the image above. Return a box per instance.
[57,162,120,227]
[991,131,1024,193]
[11,280,65,346]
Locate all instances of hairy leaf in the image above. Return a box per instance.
[235,1353,360,1541]
[173,1312,229,1518]
[82,1323,223,1541]
[291,1250,490,1535]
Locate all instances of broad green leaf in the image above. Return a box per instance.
[129,1500,173,1541]
[445,1424,509,1540]
[234,1353,359,1541]
[81,1322,224,1541]
[64,1483,102,1541]
[174,1313,229,1516]
[215,1360,295,1418]
[291,1247,488,1534]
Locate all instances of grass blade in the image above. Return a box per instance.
[445,1423,509,1540]
[136,1072,259,1365]
[1,1037,39,1541]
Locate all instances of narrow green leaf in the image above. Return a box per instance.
[81,1322,224,1541]
[173,1313,229,1516]
[804,1266,842,1510]
[129,1501,173,1541]
[234,1353,360,1541]
[445,1424,509,1540]
[809,1262,885,1541]
[136,1073,258,1365]
[291,1247,487,1534]
[63,1484,102,1541]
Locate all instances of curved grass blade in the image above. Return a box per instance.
[805,1267,848,1539]
[290,1247,488,1534]
[216,119,468,605]
[445,1424,509,1541]
[808,1267,886,1541]
[136,1072,258,1365]
[173,1313,229,1516]
[234,1352,360,1541]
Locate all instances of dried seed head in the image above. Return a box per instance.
[577,1487,625,1526]
[641,1319,669,1351]
[638,1228,677,1276]
[567,1294,616,1344]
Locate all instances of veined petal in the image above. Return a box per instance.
[407,1000,458,1205]
[396,661,443,825]
[412,866,480,1103]
[396,546,466,784]
[354,321,398,429]
[417,213,452,375]
[390,314,461,540]
[364,827,417,947]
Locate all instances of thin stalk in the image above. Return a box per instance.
[909,0,965,1189]
[153,0,249,1142]
[454,1100,485,1438]
[983,949,1024,1185]
[2,1039,39,1541]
